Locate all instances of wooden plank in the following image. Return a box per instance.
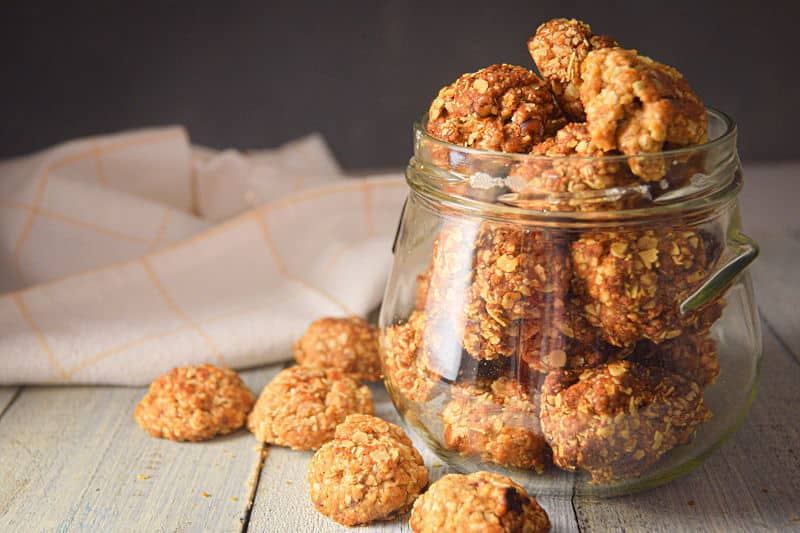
[749,233,800,360]
[0,387,20,417]
[0,365,280,533]
[740,162,800,359]
[574,325,800,532]
[247,382,580,533]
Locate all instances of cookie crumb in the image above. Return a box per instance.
[201,492,211,498]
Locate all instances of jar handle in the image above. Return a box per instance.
[680,231,759,315]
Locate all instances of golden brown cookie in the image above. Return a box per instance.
[308,414,428,526]
[462,222,571,361]
[571,228,717,347]
[409,471,551,533]
[382,311,441,403]
[540,360,711,484]
[294,316,381,381]
[134,364,255,442]
[508,123,641,211]
[632,332,720,387]
[247,366,372,450]
[427,64,566,153]
[580,48,707,180]
[442,377,551,472]
[528,18,618,120]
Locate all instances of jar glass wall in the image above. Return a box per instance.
[379,109,761,496]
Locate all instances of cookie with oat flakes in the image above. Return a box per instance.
[247,366,372,450]
[294,316,381,382]
[528,18,618,121]
[409,471,551,533]
[427,64,566,153]
[382,311,442,403]
[507,122,642,211]
[540,360,711,484]
[580,47,707,180]
[134,364,255,442]
[308,414,428,526]
[442,377,551,472]
[570,228,718,347]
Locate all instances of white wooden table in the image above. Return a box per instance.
[1,163,799,532]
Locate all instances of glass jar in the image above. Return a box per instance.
[379,109,761,496]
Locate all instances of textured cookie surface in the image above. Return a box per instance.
[134,364,255,442]
[540,360,710,483]
[427,64,565,153]
[247,366,372,450]
[294,316,381,381]
[409,471,551,533]
[442,377,551,472]
[528,18,618,120]
[308,414,428,526]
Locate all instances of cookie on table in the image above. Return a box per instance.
[528,18,618,121]
[293,316,381,382]
[134,364,255,442]
[247,366,372,450]
[580,47,707,180]
[540,360,711,484]
[427,63,566,153]
[442,377,551,472]
[308,414,428,526]
[409,471,551,533]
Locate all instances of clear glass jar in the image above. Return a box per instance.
[379,109,761,496]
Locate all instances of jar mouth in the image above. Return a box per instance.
[408,107,740,224]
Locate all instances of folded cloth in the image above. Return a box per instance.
[0,127,406,385]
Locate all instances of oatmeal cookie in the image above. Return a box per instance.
[507,123,639,211]
[427,64,566,153]
[293,316,381,381]
[571,228,717,347]
[528,18,618,121]
[308,414,428,526]
[409,471,551,533]
[540,360,711,483]
[247,366,372,450]
[462,222,571,361]
[442,377,551,472]
[580,48,707,180]
[632,332,720,387]
[382,311,440,403]
[134,364,254,442]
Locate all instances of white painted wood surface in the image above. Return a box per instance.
[0,162,798,532]
[0,368,278,533]
[0,388,19,416]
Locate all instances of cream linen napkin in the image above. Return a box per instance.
[0,127,406,385]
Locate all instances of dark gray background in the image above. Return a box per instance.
[1,1,796,169]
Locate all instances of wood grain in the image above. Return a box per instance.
[0,388,19,417]
[0,367,278,533]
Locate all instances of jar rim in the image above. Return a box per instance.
[407,107,741,225]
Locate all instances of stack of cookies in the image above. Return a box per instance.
[384,18,724,485]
